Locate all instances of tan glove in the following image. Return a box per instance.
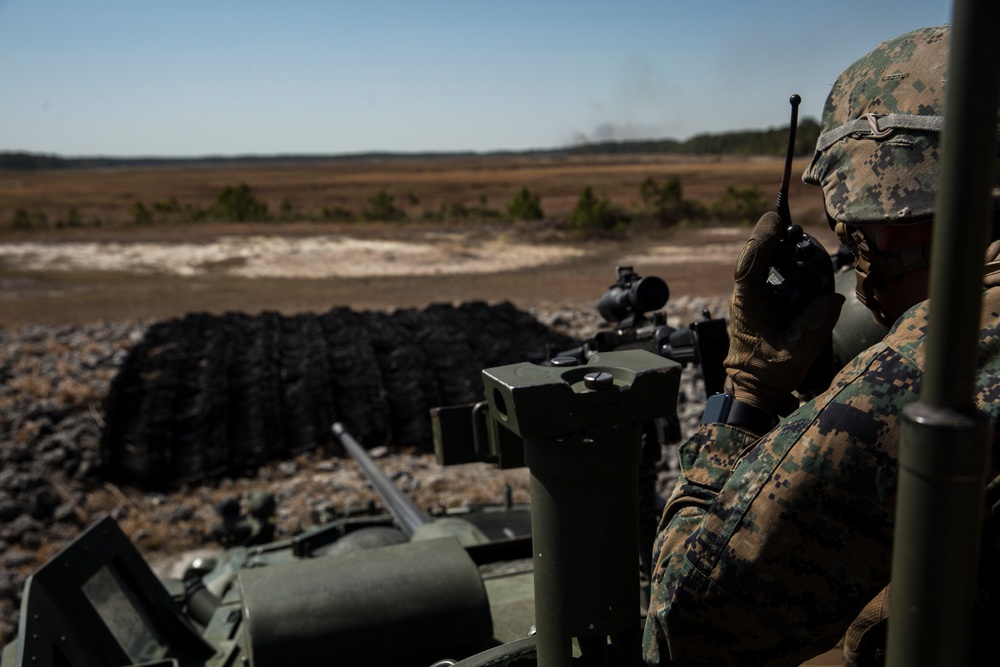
[724,212,845,414]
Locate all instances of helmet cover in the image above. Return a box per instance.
[803,25,969,226]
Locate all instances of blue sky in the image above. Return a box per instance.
[0,1,952,157]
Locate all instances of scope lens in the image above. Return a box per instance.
[631,276,669,313]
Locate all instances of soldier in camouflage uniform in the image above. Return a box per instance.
[643,25,1000,666]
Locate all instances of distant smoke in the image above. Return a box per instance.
[567,60,684,146]
[570,121,671,145]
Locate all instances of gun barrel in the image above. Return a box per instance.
[332,422,431,538]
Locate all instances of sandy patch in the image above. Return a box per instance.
[0,234,586,279]
[624,242,744,267]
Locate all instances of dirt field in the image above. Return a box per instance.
[0,154,838,325]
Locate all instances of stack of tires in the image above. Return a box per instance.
[101,302,578,488]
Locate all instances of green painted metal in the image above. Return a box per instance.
[333,421,431,538]
[482,349,680,667]
[238,536,493,667]
[527,423,642,667]
[886,1,1000,664]
[9,517,222,667]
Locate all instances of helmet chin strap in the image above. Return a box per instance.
[984,239,1000,287]
[834,222,1000,323]
[834,222,931,326]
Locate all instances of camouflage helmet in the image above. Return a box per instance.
[802,25,999,226]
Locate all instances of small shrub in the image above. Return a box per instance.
[426,200,502,223]
[640,176,683,209]
[130,201,154,225]
[507,187,544,221]
[11,207,32,230]
[445,203,469,221]
[61,207,84,228]
[184,204,211,222]
[362,189,406,222]
[712,185,765,226]
[11,207,48,230]
[321,206,355,222]
[569,186,629,234]
[639,176,703,226]
[472,204,503,221]
[153,196,183,215]
[214,182,268,222]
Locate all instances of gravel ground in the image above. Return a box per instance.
[0,294,728,644]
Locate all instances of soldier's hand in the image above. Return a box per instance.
[724,212,845,414]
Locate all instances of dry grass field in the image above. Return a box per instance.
[0,154,837,325]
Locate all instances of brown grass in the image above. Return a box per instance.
[0,154,823,230]
[0,154,838,327]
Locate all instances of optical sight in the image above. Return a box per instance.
[597,266,670,324]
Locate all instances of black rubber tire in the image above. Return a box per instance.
[101,302,578,489]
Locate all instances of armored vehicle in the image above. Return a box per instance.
[0,343,685,667]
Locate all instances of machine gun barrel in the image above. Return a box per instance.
[332,422,431,539]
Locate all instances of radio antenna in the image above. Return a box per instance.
[776,93,801,225]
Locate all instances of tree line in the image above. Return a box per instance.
[0,120,819,171]
[563,118,820,157]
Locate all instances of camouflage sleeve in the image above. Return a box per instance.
[643,342,912,666]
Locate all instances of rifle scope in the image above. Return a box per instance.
[597,266,669,323]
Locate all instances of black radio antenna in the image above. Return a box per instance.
[776,93,801,225]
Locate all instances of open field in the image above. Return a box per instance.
[0,154,837,326]
[0,153,824,227]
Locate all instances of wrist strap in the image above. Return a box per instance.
[701,393,778,435]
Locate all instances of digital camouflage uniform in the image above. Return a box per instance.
[642,286,1000,666]
[644,25,1000,666]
